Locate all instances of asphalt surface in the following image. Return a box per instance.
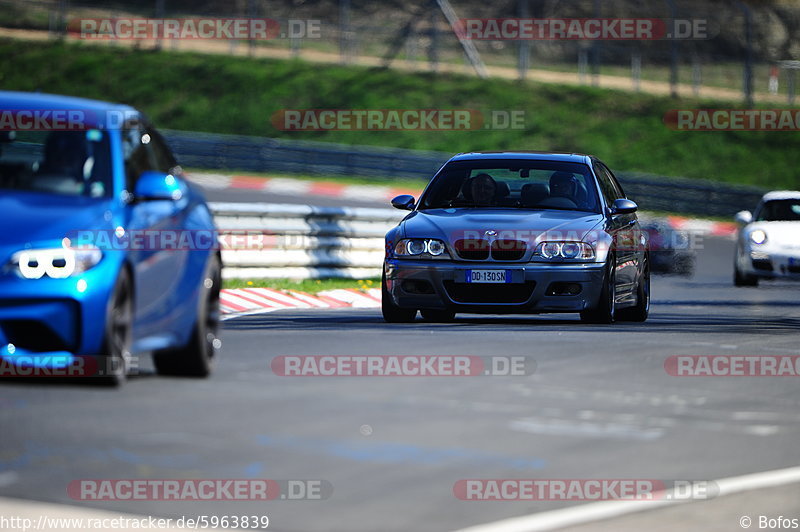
[2,226,800,531]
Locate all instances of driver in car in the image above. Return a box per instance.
[470,173,497,206]
[33,132,93,195]
[549,171,579,202]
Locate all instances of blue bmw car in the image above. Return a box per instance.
[383,152,650,324]
[0,91,221,384]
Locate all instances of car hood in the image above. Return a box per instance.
[401,208,605,243]
[0,191,115,259]
[748,221,800,238]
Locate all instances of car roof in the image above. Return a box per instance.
[0,90,139,128]
[761,190,800,202]
[448,151,593,164]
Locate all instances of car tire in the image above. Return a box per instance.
[617,256,650,322]
[581,256,616,324]
[381,272,416,323]
[153,255,221,377]
[734,264,758,287]
[420,309,456,322]
[97,268,133,386]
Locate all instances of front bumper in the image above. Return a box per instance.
[0,259,120,376]
[739,247,800,280]
[385,258,605,313]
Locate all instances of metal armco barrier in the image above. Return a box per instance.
[165,130,449,181]
[172,130,767,218]
[210,202,403,279]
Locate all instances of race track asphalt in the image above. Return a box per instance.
[2,226,800,531]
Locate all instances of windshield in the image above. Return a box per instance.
[419,159,601,213]
[756,199,800,222]
[0,130,113,198]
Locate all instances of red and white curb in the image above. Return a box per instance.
[666,215,738,237]
[220,287,381,317]
[189,173,422,204]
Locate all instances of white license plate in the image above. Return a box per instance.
[465,269,511,283]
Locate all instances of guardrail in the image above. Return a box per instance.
[210,202,735,280]
[210,202,402,279]
[166,130,449,181]
[167,130,767,218]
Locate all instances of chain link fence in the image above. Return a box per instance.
[4,0,800,105]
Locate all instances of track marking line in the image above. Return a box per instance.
[451,465,800,532]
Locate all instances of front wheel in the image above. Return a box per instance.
[153,255,221,377]
[617,256,650,322]
[734,265,758,287]
[97,268,133,386]
[381,272,416,323]
[581,257,616,324]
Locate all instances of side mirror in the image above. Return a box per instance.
[735,210,753,225]
[610,198,638,215]
[134,171,185,202]
[391,194,415,211]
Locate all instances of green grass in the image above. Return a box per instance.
[223,277,380,292]
[3,38,800,189]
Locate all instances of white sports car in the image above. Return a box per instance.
[734,191,800,286]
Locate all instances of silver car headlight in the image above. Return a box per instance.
[749,230,767,245]
[393,238,450,258]
[533,241,595,261]
[9,247,103,279]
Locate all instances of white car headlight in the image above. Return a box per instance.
[749,230,767,245]
[534,241,595,261]
[393,239,450,258]
[10,247,103,279]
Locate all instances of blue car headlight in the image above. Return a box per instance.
[8,246,103,279]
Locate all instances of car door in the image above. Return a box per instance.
[594,161,638,301]
[123,122,187,346]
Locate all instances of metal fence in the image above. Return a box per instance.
[166,129,766,218]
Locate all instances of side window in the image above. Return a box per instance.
[602,164,626,199]
[122,126,156,192]
[594,163,618,207]
[147,128,178,174]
